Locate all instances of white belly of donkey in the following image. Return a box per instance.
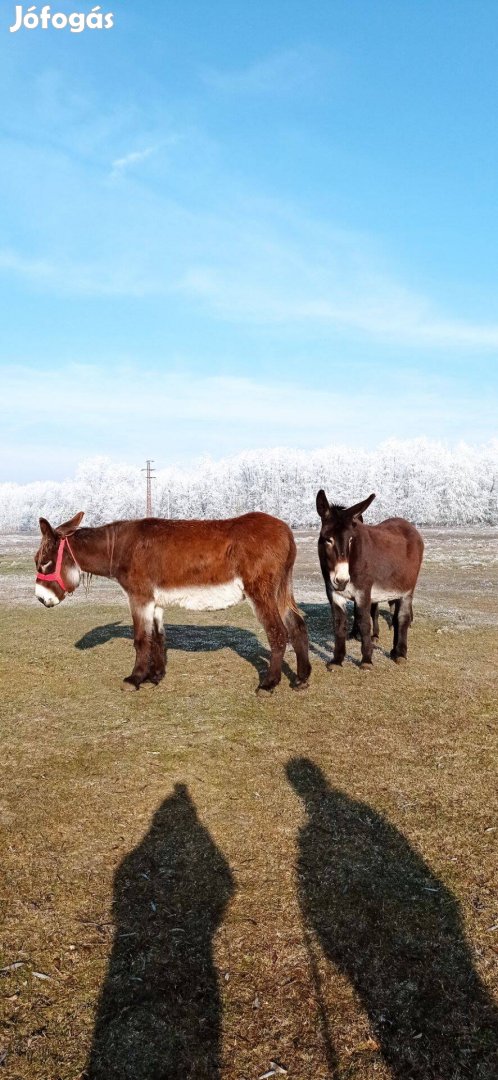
[333,582,404,608]
[154,578,245,611]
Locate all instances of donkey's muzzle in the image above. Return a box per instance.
[332,578,349,591]
[35,583,60,607]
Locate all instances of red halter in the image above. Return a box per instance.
[36,536,80,593]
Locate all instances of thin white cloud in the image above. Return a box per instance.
[1,362,494,437]
[202,46,330,96]
[1,178,498,349]
[1,356,495,481]
[178,261,498,350]
[110,145,157,177]
[0,249,54,280]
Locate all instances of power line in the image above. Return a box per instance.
[141,459,156,516]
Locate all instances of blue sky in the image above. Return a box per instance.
[1,0,497,480]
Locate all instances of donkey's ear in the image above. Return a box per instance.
[39,517,55,539]
[56,511,85,537]
[316,490,331,520]
[346,493,376,520]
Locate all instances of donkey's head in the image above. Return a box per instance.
[316,491,375,590]
[34,512,85,607]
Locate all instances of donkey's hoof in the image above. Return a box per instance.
[360,661,373,670]
[326,660,343,670]
[372,635,380,644]
[121,678,139,692]
[393,655,407,665]
[256,685,274,695]
[292,678,310,691]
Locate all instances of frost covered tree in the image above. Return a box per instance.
[1,440,497,531]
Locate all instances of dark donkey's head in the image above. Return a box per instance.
[316,491,375,591]
[34,512,85,607]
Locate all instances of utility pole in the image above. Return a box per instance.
[142,459,156,517]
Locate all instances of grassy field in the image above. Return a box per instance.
[1,532,497,1079]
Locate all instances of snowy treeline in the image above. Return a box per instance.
[1,440,497,531]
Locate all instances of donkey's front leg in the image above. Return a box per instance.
[123,599,155,690]
[357,595,374,668]
[327,594,347,668]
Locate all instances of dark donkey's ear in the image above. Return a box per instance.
[345,493,376,520]
[56,511,85,537]
[316,490,331,520]
[39,517,56,539]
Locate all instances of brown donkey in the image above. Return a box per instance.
[34,512,311,693]
[317,492,423,669]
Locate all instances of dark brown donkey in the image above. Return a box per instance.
[327,508,387,641]
[34,512,311,693]
[317,492,423,669]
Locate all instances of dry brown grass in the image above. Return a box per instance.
[1,567,497,1077]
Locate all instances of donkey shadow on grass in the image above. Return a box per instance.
[75,619,297,686]
[300,602,394,665]
[84,784,234,1080]
[75,603,394,680]
[287,758,498,1080]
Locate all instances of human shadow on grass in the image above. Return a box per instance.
[286,758,498,1080]
[84,785,235,1080]
[75,621,297,685]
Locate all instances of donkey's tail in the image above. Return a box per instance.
[277,535,311,685]
[277,574,300,619]
[276,535,300,619]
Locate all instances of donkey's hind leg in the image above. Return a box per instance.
[351,601,362,639]
[390,595,412,663]
[250,590,288,693]
[390,599,400,657]
[284,604,311,689]
[148,605,166,685]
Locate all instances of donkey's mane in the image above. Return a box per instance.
[329,503,365,522]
